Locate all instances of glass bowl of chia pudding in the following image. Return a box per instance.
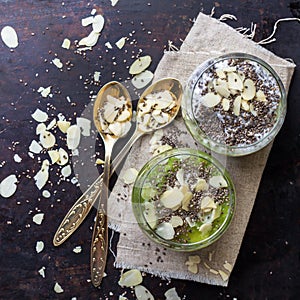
[132,148,235,252]
[182,53,287,156]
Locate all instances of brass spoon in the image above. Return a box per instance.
[90,81,132,287]
[53,78,183,247]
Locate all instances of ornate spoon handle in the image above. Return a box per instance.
[53,130,143,246]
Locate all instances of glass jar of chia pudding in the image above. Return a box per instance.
[132,148,235,251]
[182,53,287,156]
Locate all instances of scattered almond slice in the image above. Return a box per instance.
[201,92,221,108]
[38,266,46,278]
[111,0,119,6]
[176,169,185,186]
[188,255,201,264]
[66,125,81,150]
[160,188,183,210]
[13,154,22,163]
[164,288,181,300]
[48,150,59,164]
[170,215,183,228]
[223,66,236,73]
[36,241,44,253]
[81,16,94,27]
[132,70,154,89]
[222,98,230,111]
[38,86,52,98]
[215,69,226,79]
[36,123,47,135]
[218,270,229,281]
[241,78,256,100]
[223,261,233,272]
[46,118,56,130]
[29,140,43,154]
[115,37,126,49]
[134,285,154,300]
[57,120,71,133]
[155,222,175,240]
[79,31,100,47]
[181,190,193,211]
[209,175,228,188]
[34,160,49,190]
[57,148,69,166]
[52,58,63,69]
[42,190,51,198]
[118,269,143,287]
[227,72,243,91]
[93,71,101,82]
[0,174,18,198]
[92,15,105,33]
[194,178,208,192]
[105,41,113,49]
[76,117,91,137]
[122,168,138,184]
[117,109,131,122]
[73,246,82,253]
[129,55,152,75]
[33,213,44,225]
[213,79,230,98]
[61,38,71,49]
[96,158,105,165]
[241,99,250,111]
[1,26,18,48]
[40,131,56,149]
[54,282,64,294]
[61,165,72,178]
[32,109,48,123]
[201,196,217,210]
[199,223,212,235]
[187,263,198,274]
[233,95,241,116]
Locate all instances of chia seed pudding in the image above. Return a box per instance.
[183,53,286,156]
[132,148,235,251]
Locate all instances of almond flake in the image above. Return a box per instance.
[33,213,44,225]
[115,37,126,49]
[29,140,43,154]
[143,202,157,229]
[233,95,241,116]
[223,261,233,272]
[40,131,56,149]
[227,72,243,91]
[201,92,221,108]
[132,70,154,89]
[48,150,60,164]
[164,287,181,300]
[170,215,183,228]
[111,0,119,6]
[93,71,101,82]
[187,263,198,274]
[118,269,143,287]
[0,174,18,198]
[201,196,217,210]
[32,109,48,122]
[52,58,63,69]
[216,69,226,79]
[241,78,256,100]
[181,190,193,211]
[155,222,175,240]
[92,15,105,33]
[194,178,208,192]
[95,158,105,165]
[256,90,267,101]
[57,148,68,166]
[129,55,152,75]
[76,117,91,137]
[160,188,183,210]
[61,165,72,178]
[79,31,100,47]
[199,223,212,235]
[46,118,57,130]
[73,245,82,253]
[57,120,71,133]
[188,255,201,264]
[36,241,44,253]
[36,123,47,135]
[34,160,49,190]
[66,125,81,150]
[81,16,94,27]
[209,175,228,188]
[1,26,18,48]
[54,282,64,294]
[134,285,154,300]
[61,38,71,49]
[38,86,52,98]
[105,41,113,49]
[13,154,22,163]
[38,266,46,278]
[122,168,138,184]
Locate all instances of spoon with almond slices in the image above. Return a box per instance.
[53,78,183,250]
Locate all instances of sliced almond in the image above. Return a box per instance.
[134,285,154,300]
[46,118,56,130]
[223,261,233,272]
[57,148,69,166]
[188,255,201,264]
[48,150,60,164]
[76,117,91,137]
[160,188,183,209]
[222,98,230,111]
[129,55,152,75]
[176,169,185,186]
[233,95,241,116]
[194,178,208,192]
[61,38,71,49]
[122,167,138,184]
[115,37,126,49]
[201,92,221,108]
[153,90,174,110]
[34,160,49,190]
[32,109,48,123]
[40,131,56,149]
[1,26,18,48]
[131,70,154,89]
[187,263,198,274]
[143,202,157,229]
[201,196,217,210]
[0,174,18,198]
[36,123,47,135]
[29,140,43,154]
[33,213,44,225]
[199,223,212,235]
[227,72,243,91]
[155,222,175,240]
[81,16,94,27]
[209,175,228,188]
[66,125,81,150]
[181,191,193,211]
[215,69,226,79]
[241,99,250,111]
[256,90,267,101]
[52,58,63,69]
[164,287,181,300]
[92,15,105,33]
[53,282,64,294]
[57,120,71,133]
[118,269,143,287]
[36,241,44,253]
[213,79,230,98]
[223,66,236,73]
[79,31,100,47]
[218,270,229,282]
[241,78,256,100]
[61,165,72,178]
[170,215,183,228]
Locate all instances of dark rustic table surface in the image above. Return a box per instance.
[0,1,299,299]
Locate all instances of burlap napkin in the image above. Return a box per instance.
[107,13,295,286]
